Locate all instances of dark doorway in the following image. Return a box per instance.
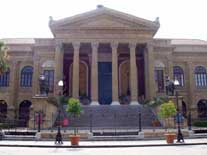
[98,62,112,105]
[182,101,187,118]
[0,100,7,122]
[19,100,32,127]
[197,99,207,119]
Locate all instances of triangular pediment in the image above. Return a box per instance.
[81,18,128,28]
[49,6,159,35]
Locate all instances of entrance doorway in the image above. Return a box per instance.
[0,100,7,122]
[19,100,32,127]
[98,62,112,105]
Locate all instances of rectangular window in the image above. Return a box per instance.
[44,70,54,92]
[0,71,9,87]
[155,70,164,92]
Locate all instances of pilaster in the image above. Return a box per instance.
[8,61,19,118]
[146,42,156,99]
[186,62,195,117]
[32,55,40,96]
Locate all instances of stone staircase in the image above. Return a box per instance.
[1,130,37,140]
[61,105,160,129]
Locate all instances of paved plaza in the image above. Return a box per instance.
[0,139,206,155]
[0,145,206,155]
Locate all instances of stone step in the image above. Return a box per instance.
[56,105,160,129]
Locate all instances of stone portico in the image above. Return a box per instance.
[49,6,159,105]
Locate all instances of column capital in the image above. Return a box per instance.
[146,41,154,48]
[72,42,81,50]
[55,42,63,53]
[111,42,119,49]
[91,42,99,49]
[11,60,18,66]
[187,61,193,66]
[129,42,137,49]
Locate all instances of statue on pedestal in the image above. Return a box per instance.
[166,76,175,96]
[39,74,49,96]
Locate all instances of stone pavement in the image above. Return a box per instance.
[0,139,206,155]
[0,138,206,146]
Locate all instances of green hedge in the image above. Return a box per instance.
[0,123,15,129]
[193,120,207,127]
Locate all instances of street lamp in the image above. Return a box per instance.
[174,79,184,143]
[55,80,64,144]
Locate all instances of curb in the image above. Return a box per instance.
[0,143,206,148]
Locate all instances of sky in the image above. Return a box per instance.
[0,0,206,40]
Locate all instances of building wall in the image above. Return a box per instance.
[1,38,207,120]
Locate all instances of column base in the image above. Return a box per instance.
[188,130,194,138]
[138,131,144,139]
[111,101,120,105]
[90,101,99,106]
[130,101,140,105]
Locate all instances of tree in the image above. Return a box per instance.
[66,98,83,135]
[0,42,8,75]
[158,100,177,131]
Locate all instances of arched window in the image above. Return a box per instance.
[195,66,207,87]
[20,66,33,87]
[173,66,184,87]
[0,68,10,87]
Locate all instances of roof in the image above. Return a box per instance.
[171,39,207,45]
[0,38,35,44]
[50,6,159,28]
[49,6,160,36]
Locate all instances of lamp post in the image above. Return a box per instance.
[174,79,184,143]
[37,111,41,132]
[55,80,64,144]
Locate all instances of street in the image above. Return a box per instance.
[0,139,206,155]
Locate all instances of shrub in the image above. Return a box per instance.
[0,42,8,75]
[144,96,169,108]
[193,120,207,127]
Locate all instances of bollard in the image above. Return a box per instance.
[188,112,192,130]
[114,113,117,136]
[139,112,142,132]
[90,113,93,133]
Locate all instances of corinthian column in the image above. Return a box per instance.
[129,43,139,105]
[72,42,80,99]
[91,42,99,105]
[111,42,120,105]
[54,42,63,95]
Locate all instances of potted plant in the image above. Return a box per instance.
[158,100,177,144]
[66,98,83,145]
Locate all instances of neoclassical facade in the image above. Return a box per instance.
[1,6,207,126]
